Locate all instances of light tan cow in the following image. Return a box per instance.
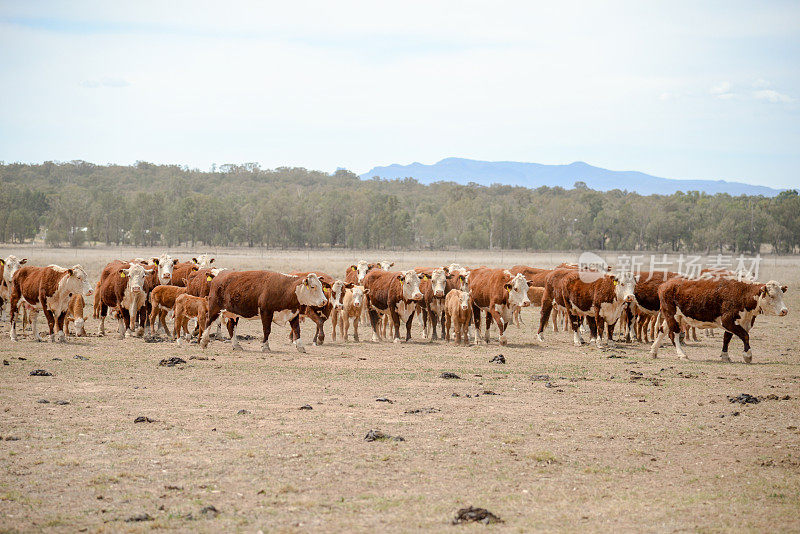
[63,294,88,337]
[445,289,472,346]
[149,285,188,338]
[174,294,210,345]
[335,285,369,342]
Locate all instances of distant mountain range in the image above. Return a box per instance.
[360,158,782,197]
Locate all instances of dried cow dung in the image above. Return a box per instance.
[200,505,220,517]
[364,429,405,442]
[125,513,153,522]
[489,354,506,364]
[158,357,187,367]
[728,393,760,405]
[440,372,461,379]
[134,416,156,423]
[299,404,313,410]
[29,369,52,376]
[452,506,504,525]
[375,398,394,404]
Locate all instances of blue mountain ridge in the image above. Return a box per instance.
[360,158,781,196]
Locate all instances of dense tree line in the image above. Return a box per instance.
[0,160,798,253]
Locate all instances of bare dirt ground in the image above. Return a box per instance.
[1,247,798,533]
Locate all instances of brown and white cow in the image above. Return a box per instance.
[537,269,636,348]
[508,265,553,327]
[174,294,210,345]
[362,269,424,343]
[170,260,198,288]
[650,278,788,363]
[152,254,179,285]
[97,263,148,339]
[63,294,88,337]
[201,271,327,353]
[192,254,216,269]
[149,285,188,337]
[445,288,473,346]
[291,271,346,345]
[417,267,452,340]
[335,285,369,342]
[1,256,28,319]
[469,268,532,345]
[629,271,680,342]
[9,264,92,342]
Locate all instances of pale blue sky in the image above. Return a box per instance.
[1,1,798,188]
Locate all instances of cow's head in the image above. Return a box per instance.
[193,254,215,269]
[151,254,178,284]
[58,264,92,297]
[121,263,147,294]
[2,256,27,284]
[504,272,531,308]
[611,271,637,304]
[295,272,327,307]
[457,271,471,292]
[353,260,371,283]
[350,285,369,308]
[397,270,423,301]
[430,268,448,298]
[457,289,471,311]
[328,279,346,310]
[447,263,463,274]
[757,281,789,317]
[378,261,394,271]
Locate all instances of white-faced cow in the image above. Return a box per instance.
[192,254,216,269]
[651,278,788,363]
[97,263,148,339]
[153,254,178,285]
[469,268,532,345]
[362,269,423,343]
[201,271,327,353]
[9,264,92,342]
[335,285,369,342]
[538,269,636,348]
[1,255,27,319]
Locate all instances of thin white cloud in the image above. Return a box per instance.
[753,89,795,104]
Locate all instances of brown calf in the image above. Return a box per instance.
[96,262,148,339]
[335,286,370,342]
[63,294,88,337]
[170,261,199,287]
[444,289,472,346]
[149,285,188,337]
[174,294,210,345]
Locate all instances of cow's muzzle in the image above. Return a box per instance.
[624,295,634,303]
[780,308,788,316]
[412,292,423,301]
[434,290,444,298]
[86,289,94,296]
[132,287,142,293]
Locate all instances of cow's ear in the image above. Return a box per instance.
[303,277,310,287]
[396,274,403,281]
[344,282,354,289]
[20,258,27,264]
[527,280,534,288]
[192,257,198,263]
[504,283,512,291]
[120,269,129,278]
[349,265,357,272]
[781,285,788,293]
[182,277,189,285]
[363,288,370,295]
[0,259,4,266]
[388,262,395,267]
[67,268,74,276]
[191,266,198,271]
[151,258,159,265]
[209,258,215,264]
[172,259,179,265]
[458,275,465,283]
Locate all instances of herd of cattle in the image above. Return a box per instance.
[0,254,790,363]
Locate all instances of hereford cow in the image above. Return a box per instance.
[629,271,680,342]
[362,269,423,342]
[445,288,473,345]
[149,285,188,337]
[291,271,346,345]
[63,294,87,337]
[152,254,178,285]
[9,264,92,342]
[508,265,553,327]
[650,278,788,363]
[1,256,27,319]
[469,268,532,345]
[201,271,327,353]
[192,254,216,269]
[335,285,369,342]
[417,268,451,340]
[170,260,199,288]
[537,269,636,347]
[96,263,148,339]
[174,294,210,345]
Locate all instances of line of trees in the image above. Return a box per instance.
[1,160,798,253]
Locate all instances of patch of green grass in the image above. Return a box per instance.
[530,451,559,464]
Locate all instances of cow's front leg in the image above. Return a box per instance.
[390,305,402,343]
[131,304,144,337]
[41,304,56,342]
[720,331,733,362]
[259,309,274,352]
[290,313,306,353]
[721,315,752,363]
[405,312,414,342]
[56,312,67,342]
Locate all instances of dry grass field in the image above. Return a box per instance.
[1,247,799,533]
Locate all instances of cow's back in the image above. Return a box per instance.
[509,265,551,287]
[362,270,398,309]
[469,267,507,308]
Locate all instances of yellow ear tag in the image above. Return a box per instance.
[120,272,126,278]
[206,275,212,281]
[613,280,618,286]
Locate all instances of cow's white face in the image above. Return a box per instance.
[122,264,147,294]
[59,265,92,297]
[505,272,531,308]
[329,280,346,310]
[2,255,27,283]
[447,263,463,274]
[430,268,448,298]
[378,261,394,271]
[613,272,637,304]
[355,260,371,283]
[295,273,327,307]
[152,254,177,284]
[399,270,423,301]
[351,286,368,308]
[758,281,788,316]
[193,254,215,269]
[458,289,471,311]
[71,265,93,296]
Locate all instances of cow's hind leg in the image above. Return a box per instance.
[259,310,274,352]
[290,313,305,353]
[721,315,752,363]
[55,312,67,342]
[720,331,733,362]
